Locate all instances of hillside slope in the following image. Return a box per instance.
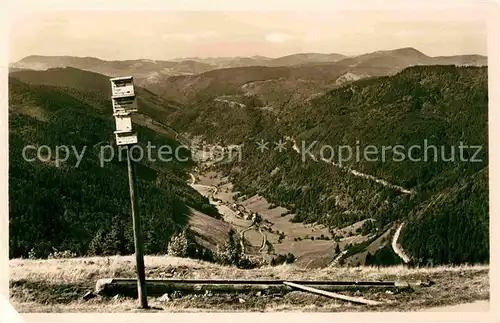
[8,75,221,259]
[166,65,488,265]
[400,167,488,265]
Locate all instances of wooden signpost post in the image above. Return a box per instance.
[110,76,148,309]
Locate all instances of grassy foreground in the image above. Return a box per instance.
[9,256,489,312]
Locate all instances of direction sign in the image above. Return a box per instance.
[115,132,138,146]
[115,115,133,133]
[112,97,138,116]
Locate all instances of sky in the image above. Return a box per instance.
[9,8,489,62]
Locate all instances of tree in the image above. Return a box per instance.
[285,253,296,264]
[167,230,190,257]
[266,240,274,254]
[253,213,262,225]
[215,228,243,265]
[338,257,345,266]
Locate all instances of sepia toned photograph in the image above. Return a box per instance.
[5,1,495,317]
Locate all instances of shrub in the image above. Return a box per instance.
[270,254,287,266]
[167,227,212,261]
[270,253,296,266]
[237,256,257,269]
[48,248,77,259]
[277,232,285,243]
[28,248,37,260]
[266,240,274,254]
[285,253,296,264]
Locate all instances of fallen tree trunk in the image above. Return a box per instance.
[96,279,284,297]
[95,278,406,298]
[283,281,381,306]
[104,278,396,286]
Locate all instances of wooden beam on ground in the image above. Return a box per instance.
[107,278,396,286]
[97,280,284,297]
[283,281,381,306]
[95,278,402,298]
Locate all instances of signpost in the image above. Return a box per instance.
[110,76,148,309]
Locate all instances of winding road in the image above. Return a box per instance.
[392,222,410,263]
[239,225,255,254]
[258,227,267,252]
[284,137,416,195]
[214,97,246,108]
[188,173,267,255]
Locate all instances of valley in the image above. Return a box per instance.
[189,170,341,268]
[7,46,489,312]
[8,52,489,267]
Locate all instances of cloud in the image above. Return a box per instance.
[161,31,217,42]
[265,32,293,43]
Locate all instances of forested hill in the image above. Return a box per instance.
[9,67,183,120]
[400,167,488,265]
[8,76,219,259]
[168,65,488,265]
[8,65,489,265]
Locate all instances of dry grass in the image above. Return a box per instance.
[9,256,489,313]
[188,208,232,250]
[10,255,489,284]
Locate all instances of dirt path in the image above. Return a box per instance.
[284,137,416,195]
[214,97,246,108]
[239,225,255,254]
[258,227,267,252]
[392,222,410,263]
[189,173,218,196]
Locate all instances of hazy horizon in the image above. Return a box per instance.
[9,9,488,63]
[10,46,489,63]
